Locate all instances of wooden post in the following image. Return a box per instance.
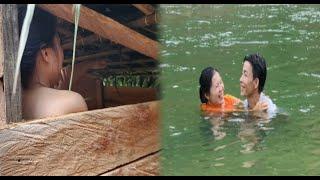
[132,4,155,15]
[0,4,22,123]
[95,79,103,109]
[0,80,5,127]
[38,4,158,60]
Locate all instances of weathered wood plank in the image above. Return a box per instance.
[128,13,158,28]
[0,80,5,127]
[62,34,101,50]
[64,48,131,64]
[0,4,22,123]
[0,13,3,78]
[0,101,160,176]
[101,152,159,176]
[38,4,158,60]
[104,87,157,108]
[132,4,155,15]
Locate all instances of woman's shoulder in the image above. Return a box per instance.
[23,87,88,119]
[52,89,88,113]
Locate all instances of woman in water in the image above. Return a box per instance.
[199,66,267,113]
[199,66,267,141]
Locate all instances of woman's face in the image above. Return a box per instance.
[206,72,225,105]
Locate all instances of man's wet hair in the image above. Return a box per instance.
[18,7,58,89]
[243,53,267,93]
[199,66,219,103]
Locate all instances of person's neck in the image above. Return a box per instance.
[28,71,51,89]
[207,100,225,107]
[247,92,260,109]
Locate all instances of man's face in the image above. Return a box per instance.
[240,61,258,97]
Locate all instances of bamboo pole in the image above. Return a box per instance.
[38,4,158,60]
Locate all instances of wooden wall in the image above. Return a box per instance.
[0,101,160,176]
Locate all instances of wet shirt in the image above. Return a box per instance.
[243,92,277,117]
[201,94,240,112]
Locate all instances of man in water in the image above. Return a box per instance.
[239,53,277,117]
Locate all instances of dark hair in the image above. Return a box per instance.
[18,7,58,89]
[199,67,219,103]
[243,53,267,93]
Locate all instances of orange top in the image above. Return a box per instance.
[200,94,241,112]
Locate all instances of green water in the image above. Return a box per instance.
[160,4,320,175]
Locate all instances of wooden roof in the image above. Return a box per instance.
[18,4,159,74]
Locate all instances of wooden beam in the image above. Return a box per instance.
[106,58,156,66]
[62,34,102,50]
[0,101,160,176]
[38,4,158,60]
[128,13,158,28]
[132,4,155,15]
[101,152,159,176]
[0,80,5,127]
[64,48,132,64]
[104,87,158,108]
[0,5,22,123]
[57,26,73,37]
[92,67,158,75]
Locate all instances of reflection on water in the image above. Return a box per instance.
[161,4,320,175]
[204,111,288,155]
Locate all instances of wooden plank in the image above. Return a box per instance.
[0,80,5,127]
[38,4,158,60]
[0,12,3,78]
[64,48,132,64]
[107,58,155,66]
[101,152,159,176]
[132,4,155,15]
[104,87,158,108]
[128,13,158,28]
[62,34,101,50]
[0,4,22,123]
[57,27,73,37]
[0,101,160,176]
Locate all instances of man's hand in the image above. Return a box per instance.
[54,60,108,90]
[252,101,268,112]
[54,68,69,90]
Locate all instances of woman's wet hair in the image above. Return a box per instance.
[199,67,219,103]
[18,7,58,89]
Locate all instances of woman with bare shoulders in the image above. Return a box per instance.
[18,8,94,120]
